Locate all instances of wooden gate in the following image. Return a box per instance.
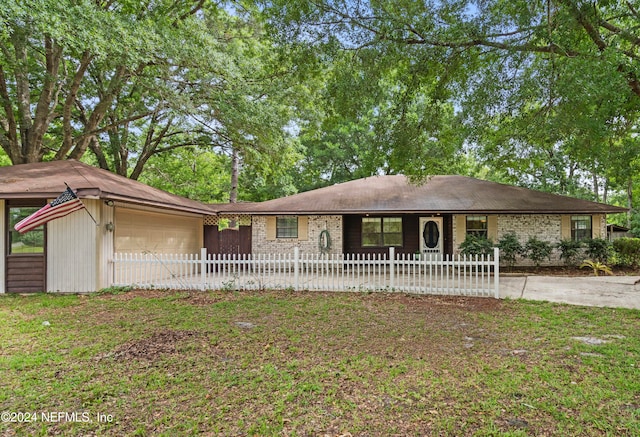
[204,225,251,256]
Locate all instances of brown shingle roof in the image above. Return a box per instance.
[214,175,627,215]
[0,160,211,215]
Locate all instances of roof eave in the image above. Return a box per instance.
[216,208,628,215]
[99,193,212,215]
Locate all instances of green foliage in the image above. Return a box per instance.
[584,238,612,264]
[264,0,640,205]
[459,234,494,257]
[138,150,231,203]
[612,237,640,268]
[96,286,133,295]
[292,48,465,187]
[523,237,553,267]
[579,260,613,276]
[0,0,307,203]
[629,214,640,238]
[556,239,584,267]
[496,232,522,268]
[19,231,44,249]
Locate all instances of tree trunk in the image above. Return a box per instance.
[228,147,240,228]
[230,147,239,203]
[627,178,633,228]
[591,168,600,202]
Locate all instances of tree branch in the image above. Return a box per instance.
[56,50,94,160]
[30,37,62,160]
[0,65,19,161]
[68,65,127,160]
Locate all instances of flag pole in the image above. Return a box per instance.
[65,182,98,226]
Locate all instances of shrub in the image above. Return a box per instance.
[523,237,553,267]
[584,238,612,263]
[556,239,583,267]
[497,232,522,268]
[580,259,613,276]
[612,237,640,268]
[459,234,494,257]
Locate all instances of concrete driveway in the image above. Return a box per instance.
[500,275,640,309]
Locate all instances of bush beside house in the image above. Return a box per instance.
[462,234,640,271]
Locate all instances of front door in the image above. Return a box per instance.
[419,217,443,255]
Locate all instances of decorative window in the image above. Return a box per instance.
[362,217,403,247]
[466,216,488,238]
[8,207,45,254]
[571,215,592,241]
[276,217,298,238]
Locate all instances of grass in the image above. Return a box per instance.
[0,289,639,436]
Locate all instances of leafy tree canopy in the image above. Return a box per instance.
[0,0,304,197]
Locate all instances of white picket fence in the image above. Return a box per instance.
[111,247,500,297]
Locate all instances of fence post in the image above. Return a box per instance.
[200,248,207,291]
[493,247,500,298]
[294,247,300,291]
[389,247,395,290]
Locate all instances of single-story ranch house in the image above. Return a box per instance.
[216,174,627,260]
[0,161,627,293]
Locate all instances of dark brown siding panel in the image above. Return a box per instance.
[238,225,252,255]
[403,216,419,255]
[444,215,453,255]
[6,255,45,293]
[343,215,362,255]
[204,225,219,256]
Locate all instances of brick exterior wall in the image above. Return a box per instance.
[252,214,607,266]
[496,215,561,266]
[453,214,607,266]
[497,214,562,244]
[252,215,343,255]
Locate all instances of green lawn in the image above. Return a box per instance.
[0,289,638,436]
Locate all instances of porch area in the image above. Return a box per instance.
[111,248,500,297]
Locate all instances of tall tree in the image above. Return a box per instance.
[0,0,305,200]
[1,0,211,165]
[264,0,640,198]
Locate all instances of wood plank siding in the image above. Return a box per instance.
[343,214,452,256]
[6,255,45,293]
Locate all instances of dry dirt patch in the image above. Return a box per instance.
[96,329,212,361]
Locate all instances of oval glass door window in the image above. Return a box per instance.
[423,220,440,249]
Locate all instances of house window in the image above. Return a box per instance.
[276,217,298,238]
[466,216,488,238]
[362,217,403,247]
[8,207,45,254]
[571,215,592,241]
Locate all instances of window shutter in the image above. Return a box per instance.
[592,214,602,238]
[487,215,497,241]
[455,215,466,247]
[266,216,276,240]
[298,216,308,241]
[561,215,571,240]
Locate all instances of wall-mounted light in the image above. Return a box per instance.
[104,200,114,206]
[105,222,115,232]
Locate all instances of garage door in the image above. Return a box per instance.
[114,208,201,254]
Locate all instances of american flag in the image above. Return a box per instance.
[14,187,85,234]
